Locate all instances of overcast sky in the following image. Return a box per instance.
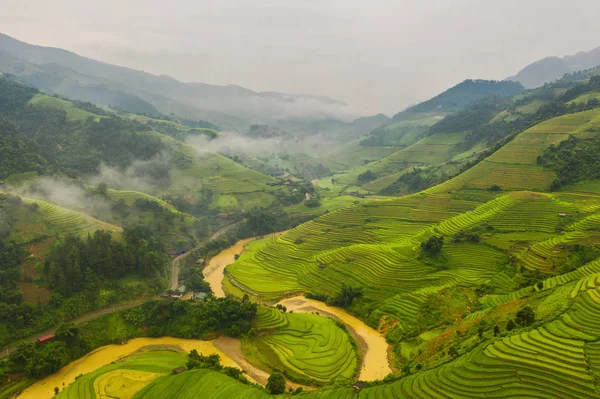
[2,0,600,115]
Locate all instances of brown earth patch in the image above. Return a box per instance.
[18,282,51,305]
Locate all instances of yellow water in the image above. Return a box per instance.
[17,337,242,399]
[204,231,287,297]
[278,296,392,381]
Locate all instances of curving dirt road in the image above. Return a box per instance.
[170,223,239,290]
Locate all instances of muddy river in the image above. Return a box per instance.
[205,235,392,381]
[17,337,243,399]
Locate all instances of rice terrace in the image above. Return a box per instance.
[4,6,600,399]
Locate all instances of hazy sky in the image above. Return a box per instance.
[3,0,600,115]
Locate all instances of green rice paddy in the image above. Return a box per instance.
[247,308,359,384]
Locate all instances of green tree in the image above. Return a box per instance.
[515,306,535,327]
[421,235,444,255]
[506,319,516,331]
[266,372,286,394]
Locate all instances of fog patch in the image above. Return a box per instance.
[185,132,281,157]
[88,152,173,194]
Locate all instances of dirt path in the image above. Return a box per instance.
[0,298,147,360]
[213,336,270,385]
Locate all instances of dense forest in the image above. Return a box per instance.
[44,228,167,296]
[538,133,600,190]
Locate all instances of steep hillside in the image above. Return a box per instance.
[508,45,600,88]
[0,77,288,214]
[225,104,600,395]
[0,33,355,127]
[338,80,524,172]
[407,80,523,113]
[333,74,600,194]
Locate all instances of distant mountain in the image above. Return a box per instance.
[0,33,354,129]
[507,45,600,88]
[405,79,524,114]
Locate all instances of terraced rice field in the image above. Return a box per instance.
[249,308,359,383]
[225,110,600,398]
[22,198,122,238]
[56,350,185,399]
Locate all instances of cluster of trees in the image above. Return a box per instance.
[122,296,257,338]
[307,284,364,309]
[381,167,436,195]
[44,228,168,296]
[165,187,214,215]
[537,134,600,190]
[0,197,28,305]
[452,230,480,243]
[186,350,249,383]
[421,235,444,255]
[0,118,47,179]
[430,95,511,136]
[236,207,309,239]
[357,170,377,185]
[328,284,364,308]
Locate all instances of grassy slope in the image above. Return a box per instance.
[28,94,98,121]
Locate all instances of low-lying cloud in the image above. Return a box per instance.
[185,132,281,157]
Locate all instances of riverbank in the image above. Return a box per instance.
[17,337,246,399]
[203,231,287,298]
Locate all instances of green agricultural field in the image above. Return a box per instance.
[227,108,600,341]
[57,350,186,399]
[244,308,359,384]
[134,368,273,399]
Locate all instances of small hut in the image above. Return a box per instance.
[353,381,367,393]
[172,366,186,375]
[194,292,208,302]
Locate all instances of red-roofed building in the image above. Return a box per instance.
[37,334,54,344]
